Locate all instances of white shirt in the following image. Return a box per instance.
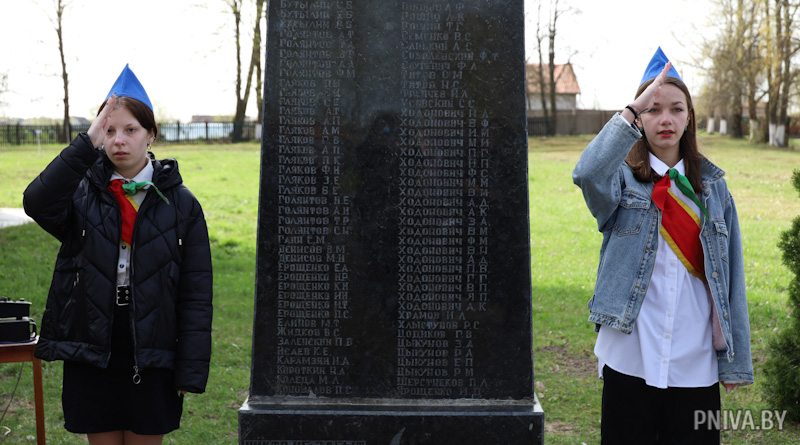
[594,155,718,388]
[111,161,154,286]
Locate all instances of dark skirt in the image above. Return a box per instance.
[62,304,183,435]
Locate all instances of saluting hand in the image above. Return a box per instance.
[87,95,116,149]
[630,61,672,118]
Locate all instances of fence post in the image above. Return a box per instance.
[15,123,21,145]
[176,121,181,143]
[205,121,209,142]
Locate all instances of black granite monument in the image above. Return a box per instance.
[239,0,543,443]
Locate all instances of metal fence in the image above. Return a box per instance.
[0,122,261,146]
[527,110,618,136]
[527,117,550,136]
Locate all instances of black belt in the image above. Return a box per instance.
[116,285,131,306]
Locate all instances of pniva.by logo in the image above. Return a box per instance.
[694,410,788,431]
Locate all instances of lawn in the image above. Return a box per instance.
[0,134,799,444]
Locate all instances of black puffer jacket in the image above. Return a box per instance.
[23,133,213,393]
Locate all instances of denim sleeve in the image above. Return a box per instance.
[717,194,754,384]
[572,113,642,231]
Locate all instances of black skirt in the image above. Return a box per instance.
[62,304,183,435]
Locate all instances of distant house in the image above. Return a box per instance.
[525,63,581,113]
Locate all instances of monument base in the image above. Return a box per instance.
[239,396,544,445]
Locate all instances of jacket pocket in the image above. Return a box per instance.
[712,219,729,263]
[57,270,81,338]
[613,190,650,236]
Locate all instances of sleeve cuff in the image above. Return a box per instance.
[613,112,643,137]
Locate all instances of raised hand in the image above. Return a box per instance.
[86,95,116,149]
[630,61,672,117]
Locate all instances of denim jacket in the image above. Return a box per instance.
[572,114,753,385]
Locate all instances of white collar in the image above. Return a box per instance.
[110,158,154,183]
[648,152,685,177]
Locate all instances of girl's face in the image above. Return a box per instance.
[103,105,153,178]
[640,83,690,156]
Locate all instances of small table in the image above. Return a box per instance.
[0,337,44,445]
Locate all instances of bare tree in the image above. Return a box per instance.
[227,0,245,140]
[700,0,771,142]
[253,0,266,124]
[722,0,762,138]
[742,2,767,142]
[763,0,800,147]
[533,2,550,129]
[228,0,266,142]
[55,0,71,142]
[533,0,575,136]
[546,0,559,136]
[727,0,747,138]
[776,0,799,146]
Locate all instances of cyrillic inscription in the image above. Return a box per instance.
[275,0,355,397]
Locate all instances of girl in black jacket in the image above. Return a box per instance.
[23,65,213,445]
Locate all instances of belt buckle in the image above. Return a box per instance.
[116,286,130,307]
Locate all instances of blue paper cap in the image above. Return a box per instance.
[640,47,682,85]
[106,64,153,110]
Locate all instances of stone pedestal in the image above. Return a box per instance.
[239,0,543,443]
[240,398,542,444]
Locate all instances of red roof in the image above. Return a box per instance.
[526,63,581,95]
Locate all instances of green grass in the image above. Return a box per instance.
[1,135,799,443]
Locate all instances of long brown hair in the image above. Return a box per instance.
[625,77,703,192]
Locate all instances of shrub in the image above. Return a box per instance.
[762,170,800,421]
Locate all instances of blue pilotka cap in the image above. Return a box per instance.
[640,47,682,85]
[106,64,153,110]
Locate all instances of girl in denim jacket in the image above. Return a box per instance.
[573,48,753,445]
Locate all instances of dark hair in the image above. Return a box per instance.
[625,77,703,192]
[97,96,158,140]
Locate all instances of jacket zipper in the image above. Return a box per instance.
[126,186,166,384]
[105,187,120,370]
[128,192,154,385]
[129,241,142,385]
[110,174,170,384]
[108,183,147,384]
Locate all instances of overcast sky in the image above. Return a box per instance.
[0,0,716,121]
[538,0,716,110]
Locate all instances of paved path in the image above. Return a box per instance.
[0,208,33,229]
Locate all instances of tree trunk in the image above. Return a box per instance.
[230,0,245,142]
[56,0,71,143]
[729,90,743,138]
[255,0,266,124]
[547,0,559,136]
[777,0,793,147]
[749,118,759,143]
[534,2,549,126]
[765,0,778,144]
[233,0,265,142]
[535,53,548,122]
[728,0,745,139]
[763,0,797,147]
